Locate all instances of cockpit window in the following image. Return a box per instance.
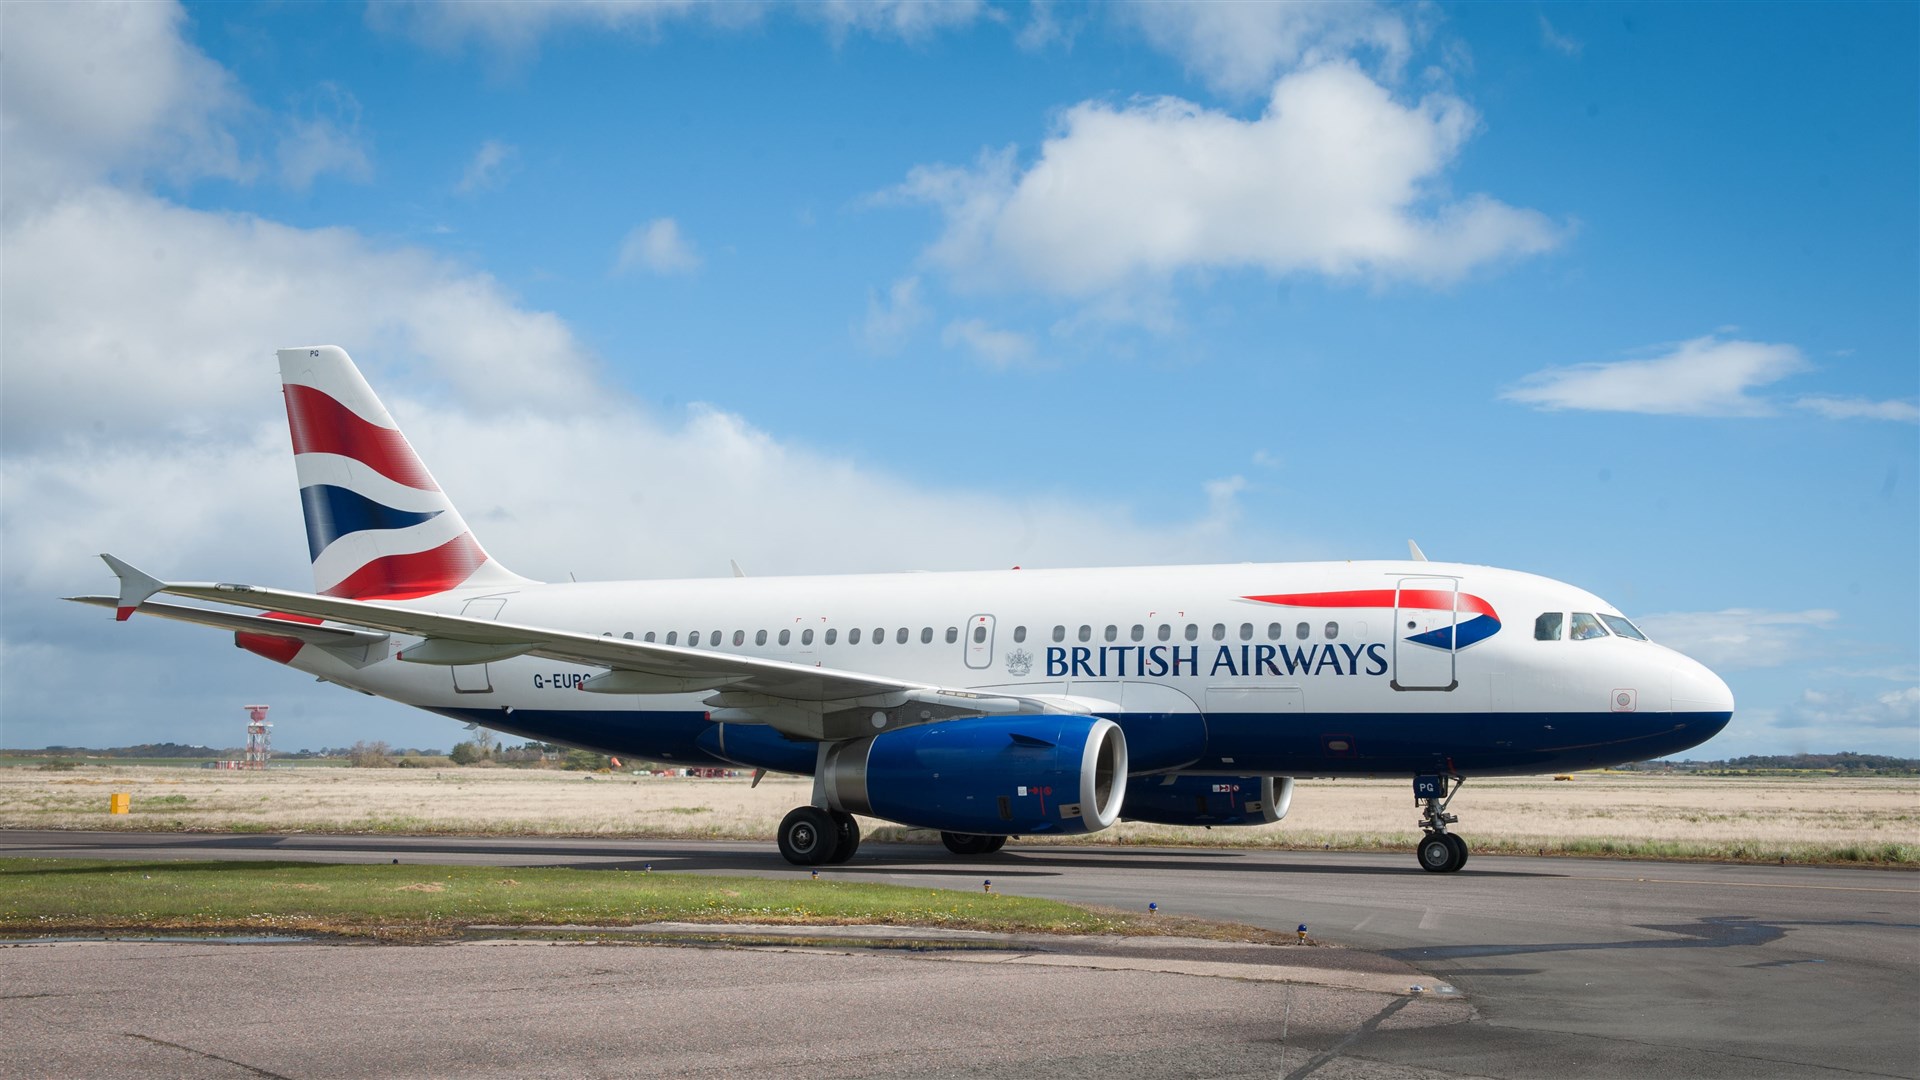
[1534,612,1563,641]
[1569,612,1609,640]
[1599,614,1648,641]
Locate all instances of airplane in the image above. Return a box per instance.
[71,345,1734,872]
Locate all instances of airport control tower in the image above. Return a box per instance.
[243,705,271,770]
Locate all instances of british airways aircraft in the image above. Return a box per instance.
[74,346,1734,872]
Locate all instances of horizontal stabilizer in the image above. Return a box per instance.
[65,595,390,648]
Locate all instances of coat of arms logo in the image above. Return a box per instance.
[1004,648,1033,677]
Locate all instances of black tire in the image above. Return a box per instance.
[1443,833,1468,871]
[941,831,997,856]
[981,835,1008,853]
[779,806,838,866]
[1417,833,1456,873]
[827,812,861,864]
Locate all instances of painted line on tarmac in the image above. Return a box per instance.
[1582,876,1916,894]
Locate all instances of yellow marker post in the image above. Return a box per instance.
[109,793,131,815]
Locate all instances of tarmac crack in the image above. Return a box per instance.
[1281,995,1411,1080]
[121,1033,294,1079]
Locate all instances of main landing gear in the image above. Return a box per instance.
[1414,774,1469,873]
[777,805,861,866]
[940,832,1007,856]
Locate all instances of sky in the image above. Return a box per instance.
[1,1,1915,759]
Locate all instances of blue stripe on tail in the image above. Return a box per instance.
[299,484,443,560]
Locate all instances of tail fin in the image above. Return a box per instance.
[277,346,533,599]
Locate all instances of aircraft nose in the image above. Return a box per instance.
[1671,653,1735,716]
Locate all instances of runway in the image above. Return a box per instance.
[4,830,1916,1079]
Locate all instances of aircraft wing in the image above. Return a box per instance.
[89,556,1073,742]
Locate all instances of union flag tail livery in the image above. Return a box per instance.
[77,343,1734,874]
[277,346,531,600]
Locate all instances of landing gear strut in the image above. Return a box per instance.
[1414,774,1469,873]
[777,806,862,866]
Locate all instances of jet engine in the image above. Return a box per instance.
[820,715,1127,836]
[1121,775,1292,827]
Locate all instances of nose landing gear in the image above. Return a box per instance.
[1414,774,1468,873]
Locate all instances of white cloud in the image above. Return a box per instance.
[1637,608,1838,670]
[1503,335,1809,417]
[614,218,702,276]
[1,0,251,208]
[888,62,1561,296]
[276,85,373,191]
[1776,685,1920,733]
[1537,14,1582,56]
[805,0,986,43]
[456,139,519,194]
[0,186,598,450]
[941,318,1036,368]
[858,276,929,353]
[1119,0,1413,97]
[1794,396,1920,424]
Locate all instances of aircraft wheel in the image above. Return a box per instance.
[827,812,861,864]
[1444,833,1468,870]
[1417,833,1458,873]
[940,831,998,856]
[778,806,838,866]
[982,835,1008,853]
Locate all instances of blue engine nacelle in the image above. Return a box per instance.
[820,715,1128,836]
[1121,775,1293,827]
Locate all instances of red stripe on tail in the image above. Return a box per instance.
[284,384,439,492]
[322,532,489,600]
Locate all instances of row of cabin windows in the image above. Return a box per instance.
[1533,611,1649,642]
[605,621,1345,648]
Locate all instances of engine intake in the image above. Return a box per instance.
[822,715,1127,836]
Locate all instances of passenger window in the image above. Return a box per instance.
[1158,624,1171,641]
[754,629,767,646]
[1296,622,1310,640]
[1570,612,1609,641]
[1600,614,1647,641]
[1534,613,1563,641]
[849,628,862,645]
[1104,625,1118,642]
[1211,623,1226,641]
[665,631,677,645]
[1013,626,1027,643]
[920,627,932,644]
[1079,625,1092,642]
[801,629,814,645]
[732,630,745,647]
[623,632,634,640]
[1052,625,1065,643]
[948,627,960,644]
[705,630,718,647]
[1239,623,1253,641]
[778,629,791,646]
[824,628,836,645]
[644,631,656,643]
[873,628,884,644]
[1185,623,1198,641]
[1131,624,1144,642]
[973,625,987,644]
[1267,622,1282,640]
[896,627,909,644]
[1325,622,1339,640]
[688,630,700,646]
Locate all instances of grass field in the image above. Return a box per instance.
[0,858,1182,941]
[2,765,1913,866]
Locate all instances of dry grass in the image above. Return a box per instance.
[3,766,1914,865]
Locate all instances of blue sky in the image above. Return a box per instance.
[2,1,1914,758]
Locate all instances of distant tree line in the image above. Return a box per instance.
[1631,751,1918,776]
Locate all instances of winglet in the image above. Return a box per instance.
[730,559,746,578]
[1407,539,1428,562]
[99,554,165,621]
